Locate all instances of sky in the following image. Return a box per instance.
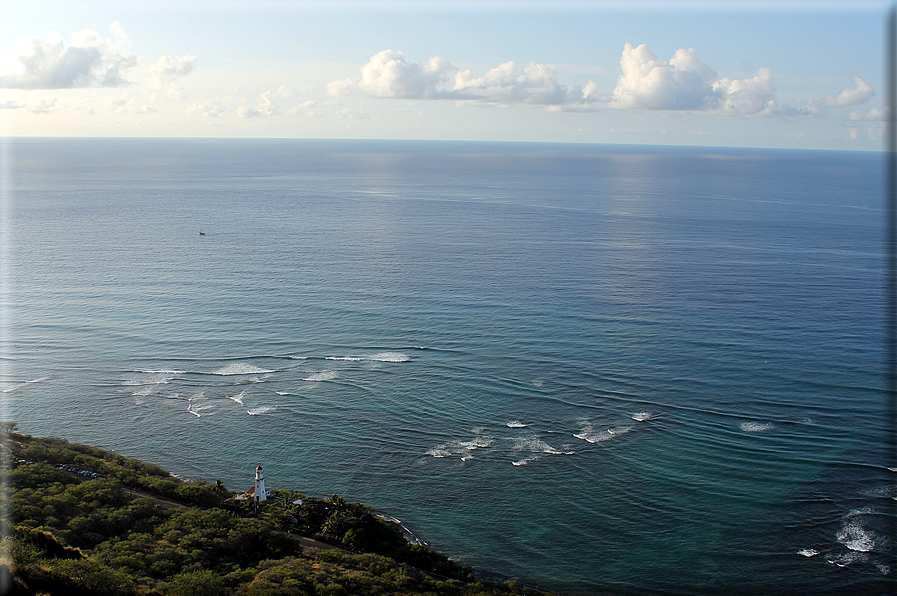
[0,0,891,150]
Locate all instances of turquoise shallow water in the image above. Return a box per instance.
[4,138,894,594]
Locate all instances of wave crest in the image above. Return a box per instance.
[303,371,337,382]
[212,363,275,376]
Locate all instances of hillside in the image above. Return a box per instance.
[0,429,553,596]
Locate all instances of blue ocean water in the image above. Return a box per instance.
[4,138,893,594]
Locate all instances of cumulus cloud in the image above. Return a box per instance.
[822,75,874,107]
[454,61,574,104]
[330,49,596,106]
[237,85,290,118]
[329,50,457,99]
[848,107,888,121]
[0,22,136,89]
[332,45,875,121]
[611,43,775,114]
[187,97,231,117]
[331,46,780,114]
[148,54,197,87]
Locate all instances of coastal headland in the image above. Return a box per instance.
[0,427,553,595]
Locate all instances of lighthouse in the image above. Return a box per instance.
[254,465,267,502]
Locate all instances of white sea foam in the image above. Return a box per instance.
[140,369,186,374]
[513,437,564,455]
[826,551,868,566]
[877,564,891,575]
[575,424,633,443]
[290,356,308,360]
[228,391,245,404]
[372,351,411,362]
[459,436,494,450]
[132,386,156,397]
[740,422,774,432]
[631,412,652,422]
[427,430,495,459]
[797,549,819,557]
[242,376,267,384]
[507,420,528,428]
[275,391,290,396]
[303,371,337,382]
[532,379,544,387]
[247,405,276,415]
[837,509,877,552]
[508,436,574,466]
[860,485,897,499]
[122,373,172,386]
[212,362,275,376]
[326,356,364,361]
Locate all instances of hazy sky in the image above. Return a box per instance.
[0,1,890,150]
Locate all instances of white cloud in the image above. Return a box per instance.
[329,50,456,99]
[330,49,589,106]
[611,43,775,114]
[712,68,776,114]
[237,86,291,118]
[848,107,887,121]
[335,107,369,120]
[454,61,573,105]
[612,44,719,110]
[822,75,874,107]
[0,101,25,109]
[331,45,780,114]
[148,55,197,87]
[0,22,136,89]
[29,98,58,113]
[187,97,231,117]
[330,45,873,122]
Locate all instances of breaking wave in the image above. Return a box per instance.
[303,371,338,382]
[426,430,495,459]
[740,422,774,432]
[247,405,277,415]
[211,363,275,376]
[574,422,633,443]
[371,351,411,362]
[324,352,411,363]
[837,509,878,552]
[507,420,528,428]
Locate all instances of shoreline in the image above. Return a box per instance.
[3,430,555,595]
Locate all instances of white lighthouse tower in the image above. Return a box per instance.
[254,465,267,502]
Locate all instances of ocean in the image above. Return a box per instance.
[4,138,893,594]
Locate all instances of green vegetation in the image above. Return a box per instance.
[1,430,552,595]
